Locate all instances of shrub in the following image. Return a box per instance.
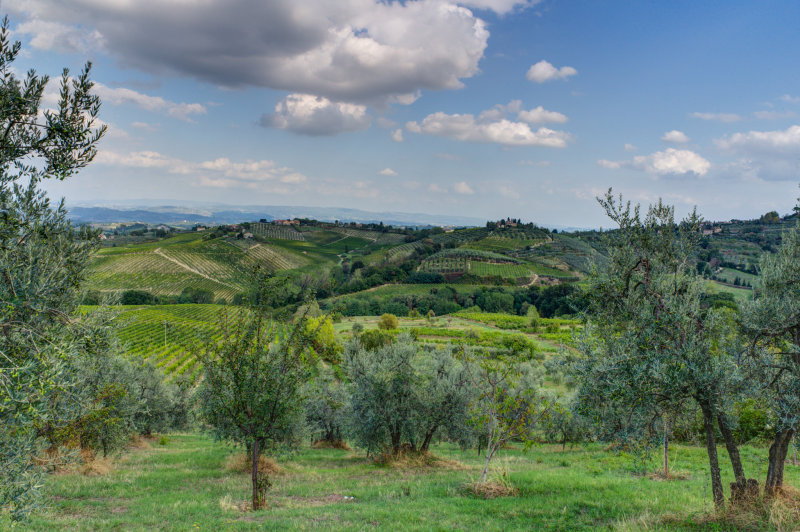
[304,367,351,447]
[121,289,155,305]
[377,313,399,330]
[359,329,394,351]
[345,336,474,455]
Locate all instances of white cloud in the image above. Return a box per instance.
[407,102,571,147]
[661,130,690,144]
[454,181,474,194]
[391,128,404,142]
[624,143,638,151]
[379,167,398,176]
[16,19,103,53]
[458,0,540,15]
[714,125,800,181]
[261,93,370,136]
[519,159,550,167]
[525,60,577,83]
[517,106,568,125]
[93,83,206,122]
[598,148,711,177]
[689,112,742,123]
[715,125,800,154]
[428,183,446,193]
[780,95,800,104]
[95,150,307,188]
[10,0,495,106]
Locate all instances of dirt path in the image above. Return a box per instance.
[153,248,237,289]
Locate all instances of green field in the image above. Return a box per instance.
[24,432,796,531]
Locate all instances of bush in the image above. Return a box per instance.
[377,313,399,330]
[359,329,394,351]
[120,289,155,305]
[304,367,351,446]
[344,336,473,454]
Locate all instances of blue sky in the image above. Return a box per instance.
[9,0,800,227]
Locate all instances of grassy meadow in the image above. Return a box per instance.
[22,433,800,531]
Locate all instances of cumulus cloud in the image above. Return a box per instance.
[597,148,711,177]
[408,112,569,147]
[261,93,370,136]
[454,181,475,194]
[95,150,307,188]
[661,130,690,144]
[715,125,800,155]
[714,125,800,181]
[93,83,206,122]
[391,128,404,142]
[780,95,800,104]
[407,101,570,147]
[689,112,742,123]
[9,0,498,106]
[379,167,398,176]
[624,143,638,151]
[526,60,577,83]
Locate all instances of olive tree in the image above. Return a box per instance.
[0,17,105,521]
[461,350,552,483]
[741,211,800,495]
[571,191,747,508]
[344,334,473,455]
[195,308,313,510]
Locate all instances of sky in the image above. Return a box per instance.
[7,0,800,227]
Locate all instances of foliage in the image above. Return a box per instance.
[377,313,399,330]
[344,335,474,454]
[195,308,313,510]
[461,349,552,483]
[304,315,342,363]
[569,190,744,508]
[304,367,351,446]
[740,214,800,493]
[0,18,105,521]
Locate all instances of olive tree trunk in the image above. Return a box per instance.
[765,428,794,496]
[700,403,724,508]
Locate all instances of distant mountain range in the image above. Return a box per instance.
[65,204,489,228]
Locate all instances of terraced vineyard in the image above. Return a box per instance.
[420,253,535,283]
[384,241,425,262]
[462,235,546,252]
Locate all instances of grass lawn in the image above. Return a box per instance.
[22,433,800,531]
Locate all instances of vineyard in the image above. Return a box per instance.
[516,233,607,274]
[420,257,535,283]
[110,304,226,383]
[384,241,425,262]
[249,222,305,241]
[86,233,315,300]
[427,248,523,263]
[462,235,546,253]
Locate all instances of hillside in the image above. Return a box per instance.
[85,215,784,305]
